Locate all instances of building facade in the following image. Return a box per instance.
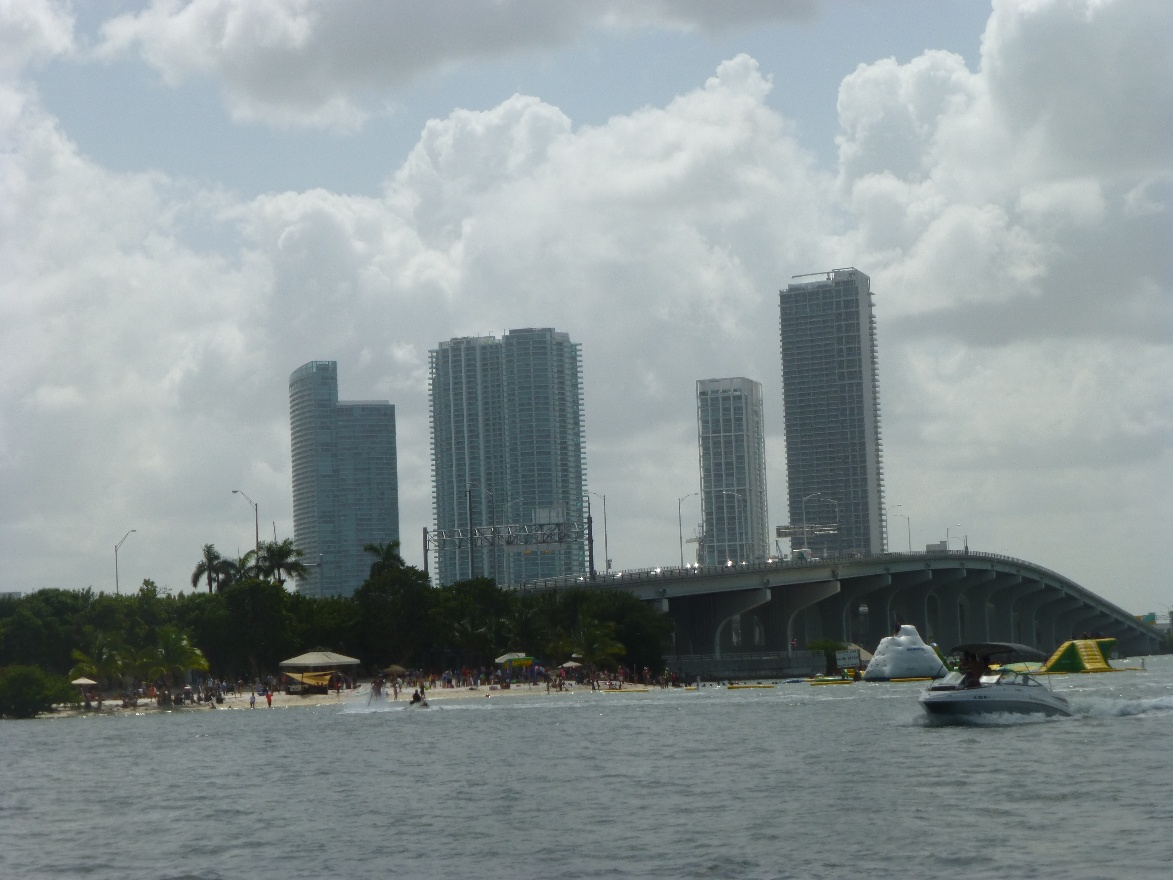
[289,361,399,597]
[430,328,586,586]
[779,268,885,556]
[696,378,770,565]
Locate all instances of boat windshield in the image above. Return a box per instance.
[996,670,1042,686]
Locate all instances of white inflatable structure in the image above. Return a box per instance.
[863,624,948,681]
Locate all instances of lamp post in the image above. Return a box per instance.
[589,492,609,575]
[945,523,961,553]
[677,492,699,567]
[890,505,911,553]
[232,489,259,558]
[114,529,135,595]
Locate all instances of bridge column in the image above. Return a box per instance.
[711,587,772,658]
[762,580,840,651]
[875,571,933,643]
[1051,597,1091,646]
[818,574,891,645]
[985,575,1024,642]
[934,571,994,650]
[1012,586,1059,648]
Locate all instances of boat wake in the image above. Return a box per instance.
[339,699,403,714]
[1073,695,1173,718]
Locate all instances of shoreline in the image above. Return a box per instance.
[41,679,609,717]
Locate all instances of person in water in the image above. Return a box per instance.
[410,689,422,704]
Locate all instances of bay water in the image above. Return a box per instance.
[4,656,1173,879]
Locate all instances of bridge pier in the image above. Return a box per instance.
[761,580,840,650]
[711,587,771,658]
[985,575,1025,642]
[819,574,891,644]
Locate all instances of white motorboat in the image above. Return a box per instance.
[919,642,1073,719]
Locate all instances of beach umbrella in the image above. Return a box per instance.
[71,677,98,686]
[494,652,528,665]
[559,661,582,669]
[384,664,407,676]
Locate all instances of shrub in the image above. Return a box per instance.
[0,665,77,719]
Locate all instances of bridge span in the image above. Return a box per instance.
[518,550,1162,674]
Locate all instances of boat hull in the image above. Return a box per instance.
[920,686,1072,718]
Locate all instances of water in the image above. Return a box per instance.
[5,658,1173,879]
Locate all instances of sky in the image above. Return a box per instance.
[1,0,1170,617]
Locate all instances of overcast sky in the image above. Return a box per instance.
[2,0,1170,617]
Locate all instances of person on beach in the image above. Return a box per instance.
[265,690,272,708]
[249,693,256,708]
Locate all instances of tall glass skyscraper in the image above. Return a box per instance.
[779,268,885,556]
[430,328,586,586]
[696,378,769,565]
[289,361,399,597]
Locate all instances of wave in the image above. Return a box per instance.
[1072,695,1173,718]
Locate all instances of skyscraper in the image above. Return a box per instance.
[289,361,399,597]
[430,328,586,586]
[779,268,885,556]
[696,377,769,565]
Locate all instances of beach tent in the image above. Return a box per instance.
[279,651,361,670]
[494,652,533,668]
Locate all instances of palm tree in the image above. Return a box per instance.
[216,550,258,589]
[191,544,225,594]
[363,540,406,579]
[256,538,307,587]
[69,634,128,687]
[148,625,210,686]
[568,615,626,672]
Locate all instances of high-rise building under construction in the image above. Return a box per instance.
[779,268,885,556]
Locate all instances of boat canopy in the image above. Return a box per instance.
[949,642,1046,659]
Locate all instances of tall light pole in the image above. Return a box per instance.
[945,523,961,552]
[890,505,911,553]
[677,492,699,567]
[114,529,135,595]
[232,489,259,558]
[589,491,609,575]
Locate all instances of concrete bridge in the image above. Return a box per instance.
[518,550,1163,674]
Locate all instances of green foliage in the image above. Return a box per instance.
[0,565,675,682]
[0,665,77,719]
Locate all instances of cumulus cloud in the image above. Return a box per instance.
[1,0,1170,612]
[94,0,814,128]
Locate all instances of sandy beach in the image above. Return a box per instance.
[48,679,609,717]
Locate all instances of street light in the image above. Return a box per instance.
[232,489,259,557]
[677,492,699,567]
[890,505,911,553]
[945,523,961,552]
[114,529,135,595]
[589,492,609,575]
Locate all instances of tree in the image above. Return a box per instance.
[69,633,128,687]
[191,544,228,594]
[256,539,307,587]
[0,666,76,718]
[148,625,210,686]
[363,540,406,580]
